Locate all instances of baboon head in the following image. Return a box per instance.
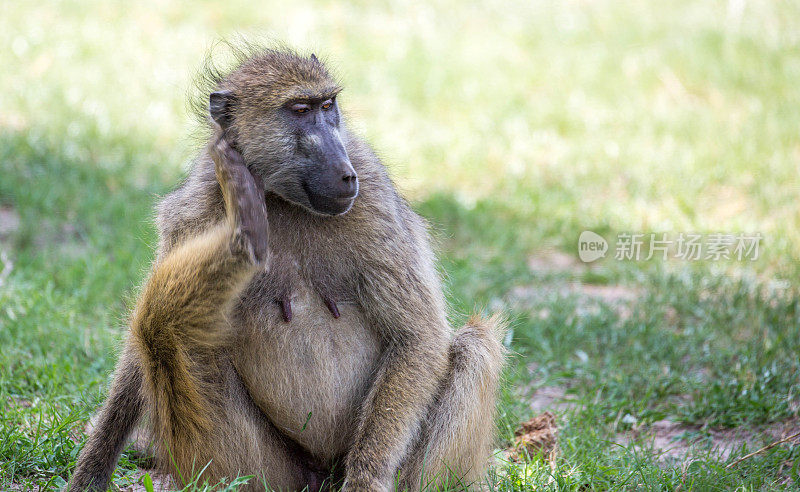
[208,51,358,216]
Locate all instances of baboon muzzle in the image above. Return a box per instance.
[303,131,359,215]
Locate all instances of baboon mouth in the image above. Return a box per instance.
[302,183,357,216]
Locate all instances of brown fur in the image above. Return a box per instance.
[68,46,506,492]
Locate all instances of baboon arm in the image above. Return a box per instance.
[345,341,447,491]
[345,249,451,491]
[68,346,144,492]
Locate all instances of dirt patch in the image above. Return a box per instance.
[527,250,585,275]
[510,282,640,304]
[618,418,800,463]
[577,284,639,303]
[0,206,18,286]
[118,470,175,492]
[515,248,641,319]
[524,385,579,414]
[0,205,20,239]
[6,396,32,408]
[509,281,641,322]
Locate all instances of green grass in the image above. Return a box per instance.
[1,0,799,490]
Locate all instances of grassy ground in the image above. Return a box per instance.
[1,0,799,490]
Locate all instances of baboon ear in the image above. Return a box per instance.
[209,90,236,129]
[310,53,319,62]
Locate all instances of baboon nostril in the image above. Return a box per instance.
[339,173,358,198]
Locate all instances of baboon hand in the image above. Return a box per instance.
[209,124,269,265]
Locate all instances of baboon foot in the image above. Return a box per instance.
[209,129,269,265]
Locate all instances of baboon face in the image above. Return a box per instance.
[209,62,358,216]
[277,95,358,216]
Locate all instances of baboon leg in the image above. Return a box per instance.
[400,316,506,492]
[69,347,145,492]
[155,358,325,492]
[70,133,273,491]
[82,403,156,470]
[69,224,254,492]
[70,222,253,491]
[130,136,326,490]
[109,225,321,491]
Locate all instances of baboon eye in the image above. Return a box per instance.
[321,99,333,111]
[291,103,311,114]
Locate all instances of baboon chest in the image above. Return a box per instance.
[230,255,382,460]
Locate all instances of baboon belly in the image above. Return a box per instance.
[232,285,381,460]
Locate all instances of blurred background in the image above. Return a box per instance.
[1,0,799,490]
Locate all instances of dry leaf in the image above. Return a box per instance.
[508,411,559,463]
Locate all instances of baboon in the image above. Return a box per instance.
[68,46,506,492]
